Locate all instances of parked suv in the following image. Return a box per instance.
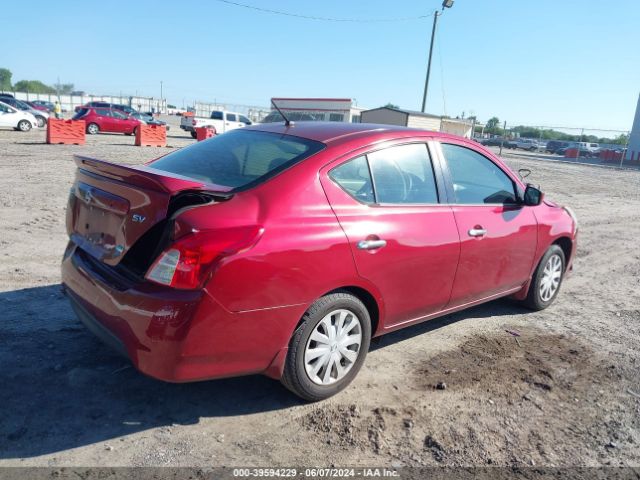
[61,123,577,401]
[546,141,571,154]
[72,107,141,135]
[75,102,137,115]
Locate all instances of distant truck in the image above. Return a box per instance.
[180,110,252,138]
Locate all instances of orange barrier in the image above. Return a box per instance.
[46,119,86,145]
[135,124,166,147]
[196,126,216,141]
[564,148,579,158]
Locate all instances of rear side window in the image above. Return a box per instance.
[329,144,439,205]
[227,113,237,122]
[150,129,325,190]
[72,108,89,119]
[441,143,517,204]
[329,156,374,203]
[95,108,111,117]
[369,144,438,204]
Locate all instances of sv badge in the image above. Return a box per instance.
[132,214,146,223]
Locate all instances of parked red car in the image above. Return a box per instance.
[24,100,50,112]
[72,107,141,135]
[61,123,578,401]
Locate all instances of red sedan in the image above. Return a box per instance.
[72,107,141,135]
[61,122,578,401]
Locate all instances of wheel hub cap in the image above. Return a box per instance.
[539,254,562,302]
[304,309,362,386]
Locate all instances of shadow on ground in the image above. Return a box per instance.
[0,284,528,459]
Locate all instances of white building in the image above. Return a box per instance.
[360,107,474,138]
[627,93,640,163]
[270,98,365,123]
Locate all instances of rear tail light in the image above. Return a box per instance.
[192,119,197,126]
[145,226,263,290]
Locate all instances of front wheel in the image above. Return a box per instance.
[281,292,371,401]
[17,120,32,131]
[35,116,46,128]
[522,245,566,311]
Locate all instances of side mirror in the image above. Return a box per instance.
[523,184,543,206]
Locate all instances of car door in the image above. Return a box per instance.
[94,108,114,131]
[0,103,15,127]
[320,141,460,328]
[225,113,242,131]
[436,140,538,306]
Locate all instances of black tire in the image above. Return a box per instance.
[35,116,46,128]
[190,131,197,139]
[522,245,566,311]
[17,120,32,132]
[281,292,371,401]
[87,123,99,135]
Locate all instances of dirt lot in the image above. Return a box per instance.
[1,118,639,468]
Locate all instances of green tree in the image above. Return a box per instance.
[0,68,12,91]
[486,117,500,129]
[382,103,399,109]
[13,80,56,94]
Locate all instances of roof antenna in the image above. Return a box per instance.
[271,99,292,126]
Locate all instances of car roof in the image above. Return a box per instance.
[247,121,453,145]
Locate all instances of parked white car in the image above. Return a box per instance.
[0,100,38,131]
[180,110,252,138]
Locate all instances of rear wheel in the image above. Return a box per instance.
[190,131,197,139]
[87,123,99,135]
[17,120,32,132]
[281,292,371,401]
[522,245,565,311]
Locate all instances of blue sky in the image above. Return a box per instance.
[2,0,638,130]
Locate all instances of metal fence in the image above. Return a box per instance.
[190,101,270,123]
[0,90,167,115]
[474,123,636,168]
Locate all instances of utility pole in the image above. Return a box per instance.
[499,121,507,156]
[421,1,454,113]
[421,11,439,113]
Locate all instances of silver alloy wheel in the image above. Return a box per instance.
[18,120,31,131]
[304,309,362,385]
[87,123,99,134]
[36,116,45,128]
[539,253,562,302]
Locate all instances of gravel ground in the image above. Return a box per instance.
[0,118,639,468]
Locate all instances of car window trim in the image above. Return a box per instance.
[433,140,525,206]
[327,140,445,207]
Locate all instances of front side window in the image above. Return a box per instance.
[441,143,517,204]
[150,129,324,190]
[111,110,127,119]
[329,156,374,204]
[368,144,438,204]
[239,115,251,124]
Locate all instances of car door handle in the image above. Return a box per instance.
[357,239,387,250]
[468,227,487,237]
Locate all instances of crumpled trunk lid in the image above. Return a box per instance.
[66,155,231,266]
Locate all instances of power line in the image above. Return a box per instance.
[213,0,435,23]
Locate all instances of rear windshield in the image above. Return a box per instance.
[73,108,89,119]
[149,129,325,190]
